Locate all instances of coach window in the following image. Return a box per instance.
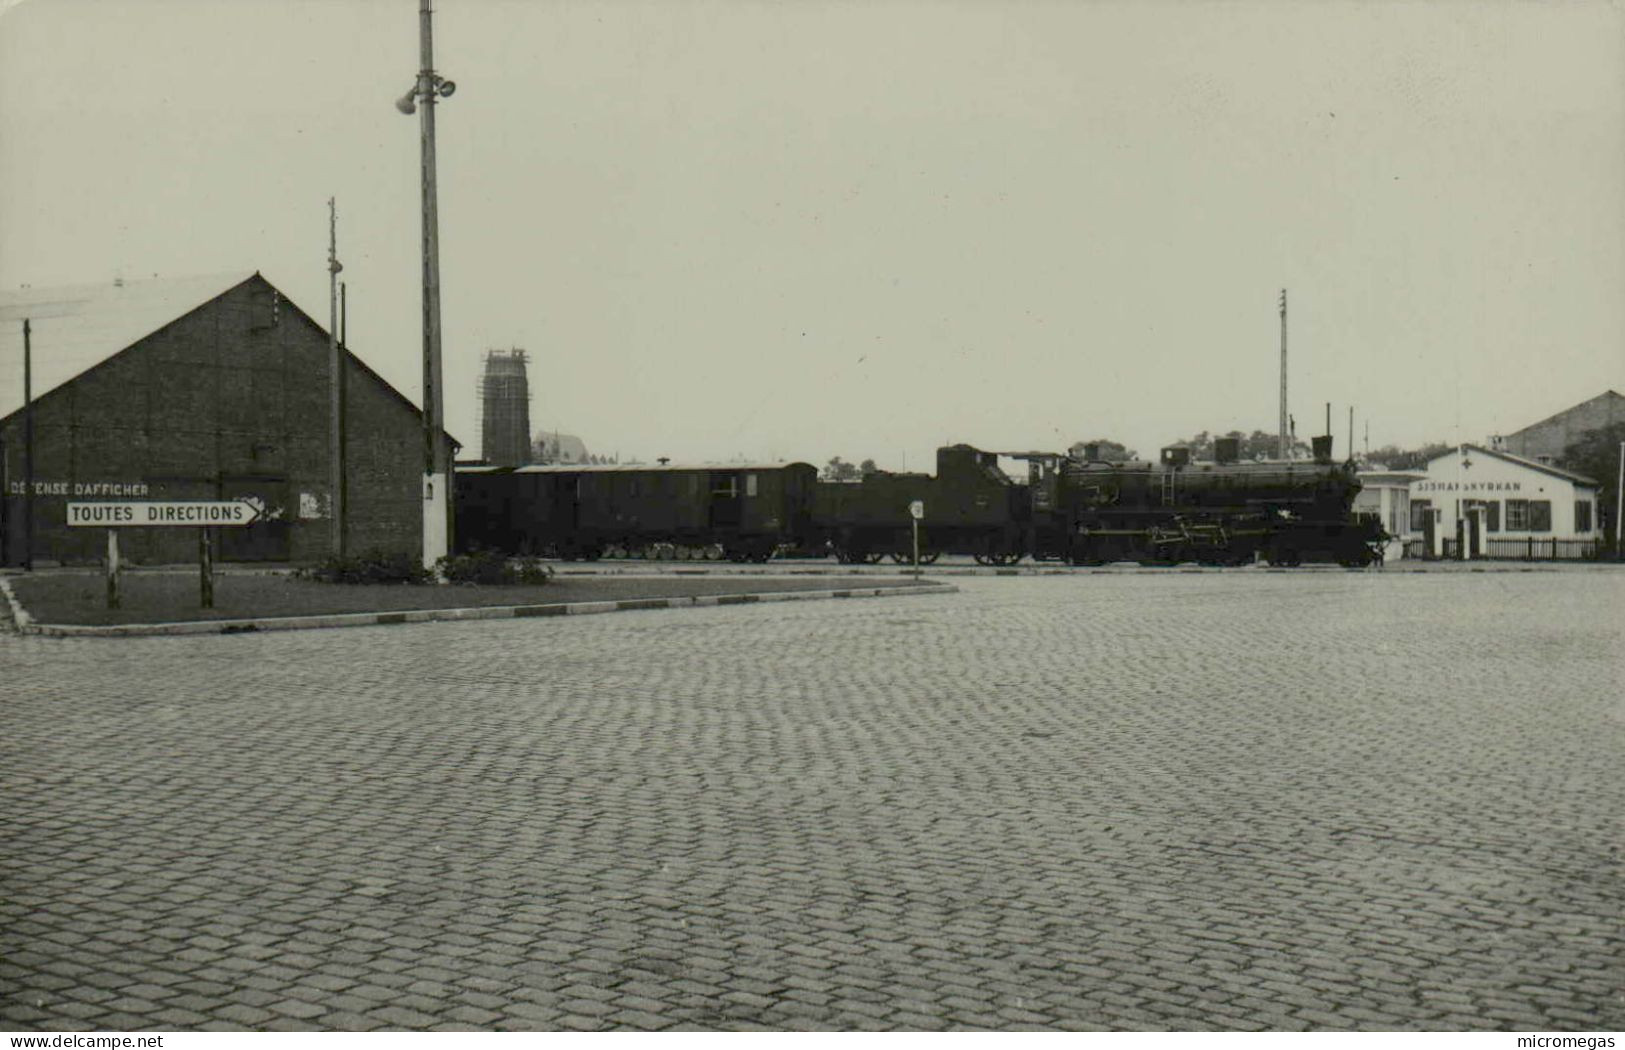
[746,474,758,497]
[1527,500,1552,533]
[1575,500,1593,533]
[711,475,738,498]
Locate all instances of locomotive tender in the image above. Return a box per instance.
[454,435,1385,567]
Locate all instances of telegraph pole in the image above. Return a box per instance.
[1278,289,1288,460]
[339,281,348,551]
[328,198,345,558]
[398,0,456,570]
[23,318,33,571]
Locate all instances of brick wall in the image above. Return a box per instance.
[0,275,445,567]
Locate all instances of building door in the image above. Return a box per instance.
[217,474,291,561]
[548,474,580,549]
[708,472,742,530]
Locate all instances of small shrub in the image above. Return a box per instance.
[296,550,433,585]
[436,549,554,586]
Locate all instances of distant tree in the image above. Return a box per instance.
[1561,422,1625,548]
[859,458,880,476]
[822,456,861,481]
[1171,431,1215,459]
[1066,438,1136,461]
[1367,441,1452,471]
[1168,429,1310,461]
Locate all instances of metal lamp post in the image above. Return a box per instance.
[397,0,457,570]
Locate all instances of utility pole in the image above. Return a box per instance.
[1278,289,1288,460]
[339,281,349,552]
[398,0,456,570]
[23,318,33,572]
[328,198,345,558]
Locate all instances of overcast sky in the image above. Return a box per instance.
[2,0,1621,468]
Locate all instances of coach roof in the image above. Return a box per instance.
[471,462,816,475]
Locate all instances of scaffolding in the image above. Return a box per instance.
[477,348,533,466]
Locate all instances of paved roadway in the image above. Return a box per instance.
[2,569,1621,1031]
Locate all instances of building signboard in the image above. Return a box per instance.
[66,501,261,527]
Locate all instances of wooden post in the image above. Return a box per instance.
[106,529,120,610]
[912,516,920,578]
[23,318,33,572]
[199,527,214,609]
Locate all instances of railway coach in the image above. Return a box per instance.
[455,461,818,561]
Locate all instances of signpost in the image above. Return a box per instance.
[908,500,924,576]
[67,500,262,610]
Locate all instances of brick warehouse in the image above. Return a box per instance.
[0,272,455,566]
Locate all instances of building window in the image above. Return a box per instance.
[1410,498,1432,532]
[1574,500,1592,533]
[746,474,758,497]
[1506,499,1528,531]
[710,475,737,498]
[1528,500,1551,533]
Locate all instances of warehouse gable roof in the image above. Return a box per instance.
[0,272,456,451]
[0,271,258,420]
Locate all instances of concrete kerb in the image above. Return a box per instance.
[4,580,960,639]
[549,563,1602,577]
[0,576,33,632]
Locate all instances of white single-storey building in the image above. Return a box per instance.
[1354,469,1425,561]
[1411,445,1603,559]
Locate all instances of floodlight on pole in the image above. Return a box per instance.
[398,0,456,571]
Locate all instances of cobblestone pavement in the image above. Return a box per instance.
[2,570,1621,1031]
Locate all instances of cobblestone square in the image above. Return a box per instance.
[2,568,1621,1031]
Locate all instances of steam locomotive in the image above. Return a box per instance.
[454,435,1387,567]
[1043,436,1385,566]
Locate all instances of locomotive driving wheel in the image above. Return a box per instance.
[1268,547,1303,567]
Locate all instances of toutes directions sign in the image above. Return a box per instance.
[67,501,262,527]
